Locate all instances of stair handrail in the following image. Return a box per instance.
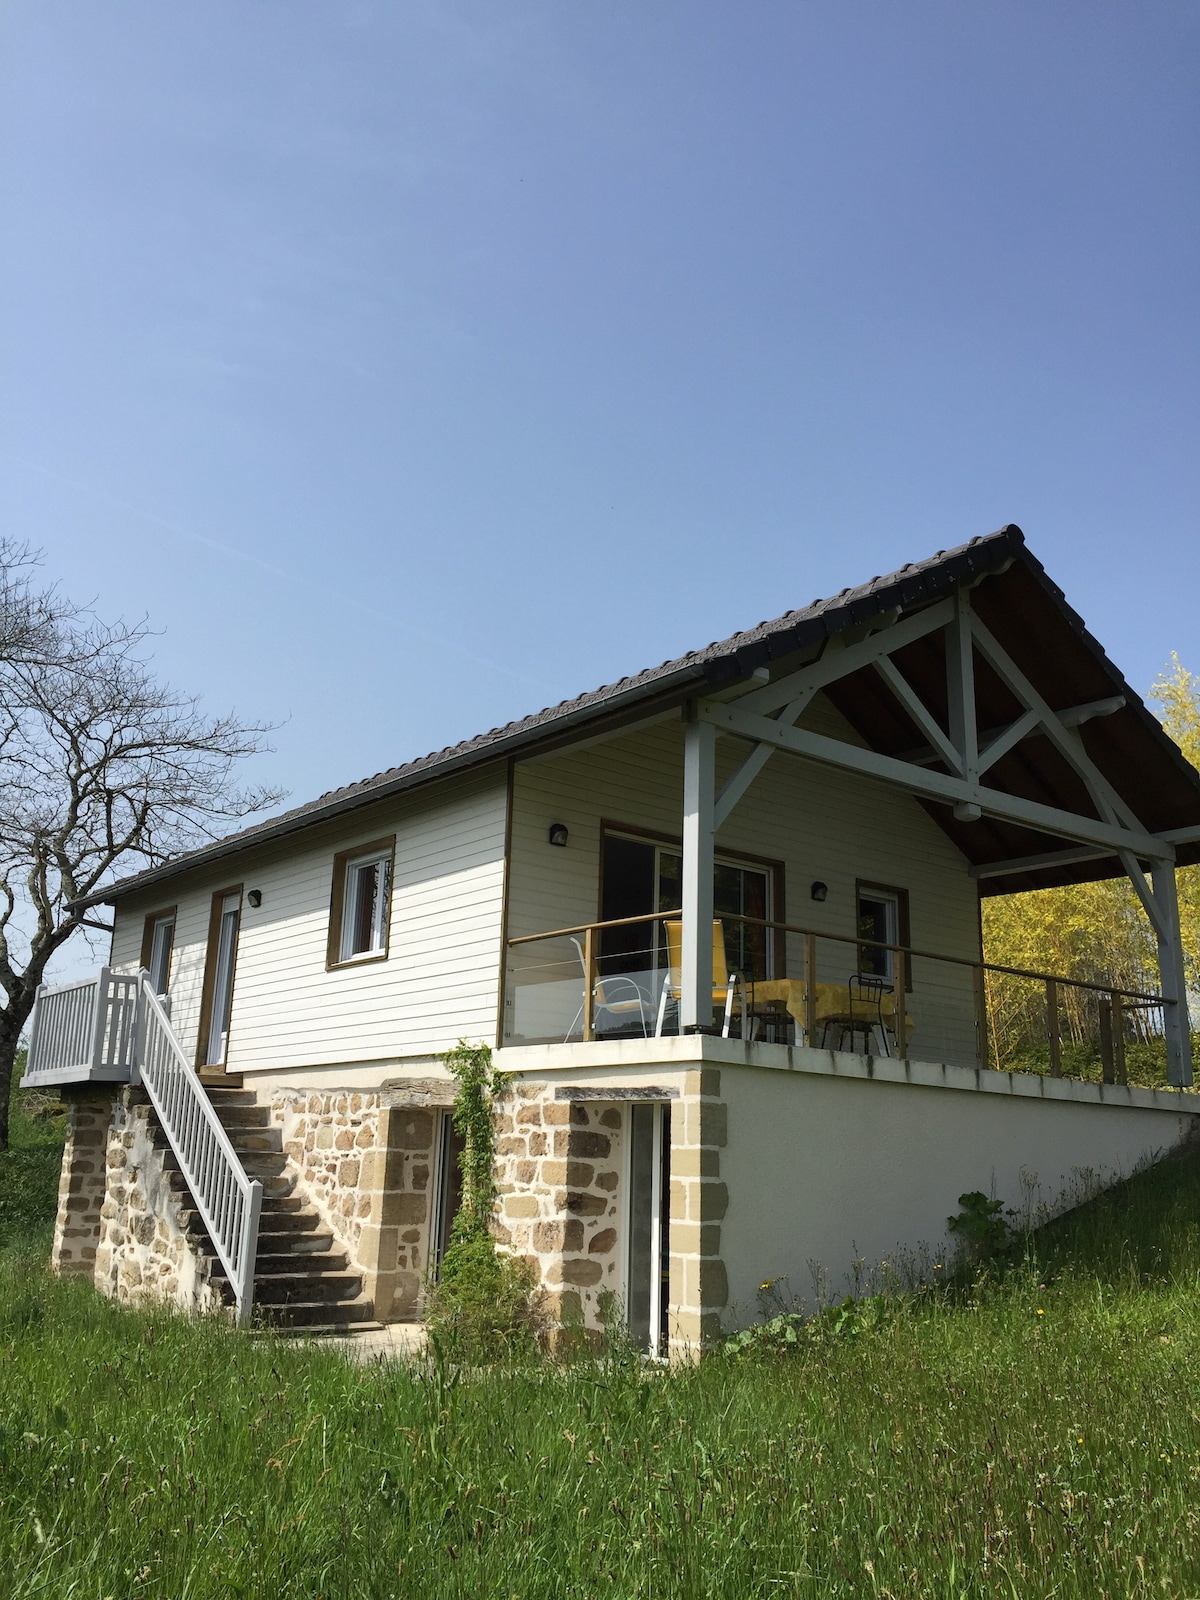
[132,972,263,1326]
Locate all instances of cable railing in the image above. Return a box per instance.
[23,968,263,1324]
[503,911,1168,1086]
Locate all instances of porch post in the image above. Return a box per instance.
[1150,863,1193,1088]
[681,711,716,1032]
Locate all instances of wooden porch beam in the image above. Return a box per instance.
[874,656,965,777]
[713,690,817,830]
[898,696,1127,770]
[681,714,716,1032]
[968,844,1113,879]
[1151,863,1194,1087]
[732,598,956,718]
[698,698,1173,861]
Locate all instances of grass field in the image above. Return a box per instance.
[4,1089,1200,1598]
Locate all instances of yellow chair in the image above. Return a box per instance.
[655,920,747,1038]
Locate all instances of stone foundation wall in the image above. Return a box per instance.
[270,1088,441,1322]
[492,1083,625,1335]
[51,1088,112,1280]
[50,1087,223,1315]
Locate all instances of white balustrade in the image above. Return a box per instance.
[22,968,263,1326]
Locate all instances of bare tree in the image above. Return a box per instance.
[0,551,282,1148]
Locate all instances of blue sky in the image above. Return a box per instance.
[2,1,1198,831]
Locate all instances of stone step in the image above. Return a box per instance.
[256,1229,335,1255]
[165,1167,295,1201]
[220,1129,282,1155]
[201,1088,257,1107]
[212,1104,273,1130]
[263,1313,385,1337]
[245,1249,350,1276]
[252,1272,365,1306]
[161,1146,286,1178]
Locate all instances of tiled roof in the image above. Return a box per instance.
[85,523,1138,903]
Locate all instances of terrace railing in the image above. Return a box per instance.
[23,967,140,1085]
[23,969,262,1324]
[502,912,1168,1087]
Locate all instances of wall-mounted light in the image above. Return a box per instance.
[247,889,263,908]
[548,823,569,848]
[810,880,828,903]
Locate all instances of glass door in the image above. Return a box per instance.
[627,1102,671,1355]
[205,892,242,1066]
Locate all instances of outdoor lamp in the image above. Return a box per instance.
[810,880,828,902]
[247,889,263,908]
[548,823,569,848]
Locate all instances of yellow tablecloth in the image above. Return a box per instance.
[747,978,915,1047]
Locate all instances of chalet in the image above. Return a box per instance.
[25,525,1200,1356]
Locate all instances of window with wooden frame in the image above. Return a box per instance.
[139,906,177,996]
[598,822,785,982]
[856,880,911,987]
[327,838,395,968]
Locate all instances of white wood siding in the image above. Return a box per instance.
[505,698,981,1066]
[109,769,509,1071]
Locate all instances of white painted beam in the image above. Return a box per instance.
[1151,863,1194,1087]
[713,689,818,830]
[733,598,956,718]
[681,715,716,1032]
[873,657,965,777]
[699,698,1173,861]
[969,844,1113,880]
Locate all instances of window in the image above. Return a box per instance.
[599,827,778,983]
[139,907,176,996]
[856,881,910,985]
[327,838,394,968]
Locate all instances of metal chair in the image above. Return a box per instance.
[654,920,747,1038]
[822,973,892,1056]
[567,937,652,1040]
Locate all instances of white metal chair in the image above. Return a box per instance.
[654,920,747,1039]
[567,937,652,1040]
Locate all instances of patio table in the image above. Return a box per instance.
[747,978,915,1050]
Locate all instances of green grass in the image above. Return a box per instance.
[0,1071,67,1255]
[5,1115,1200,1595]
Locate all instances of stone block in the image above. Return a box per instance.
[516,1160,537,1184]
[411,1164,429,1190]
[561,1190,606,1217]
[338,1159,360,1188]
[394,1193,426,1224]
[528,1132,548,1156]
[595,1171,619,1192]
[548,1258,603,1287]
[553,1129,610,1160]
[532,1219,584,1254]
[355,1126,373,1148]
[541,1160,594,1189]
[335,1129,356,1151]
[315,1126,334,1149]
[395,1109,434,1150]
[587,1228,618,1255]
[698,1259,729,1307]
[496,1135,527,1157]
[599,1108,622,1129]
[516,1103,542,1126]
[543,1102,571,1125]
[569,1103,590,1126]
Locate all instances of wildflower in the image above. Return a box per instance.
[1036,1309,1044,1316]
[759,1278,776,1293]
[1077,1437,1084,1444]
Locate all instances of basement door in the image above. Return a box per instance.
[627,1102,671,1356]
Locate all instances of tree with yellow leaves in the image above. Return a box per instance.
[981,656,1200,1079]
